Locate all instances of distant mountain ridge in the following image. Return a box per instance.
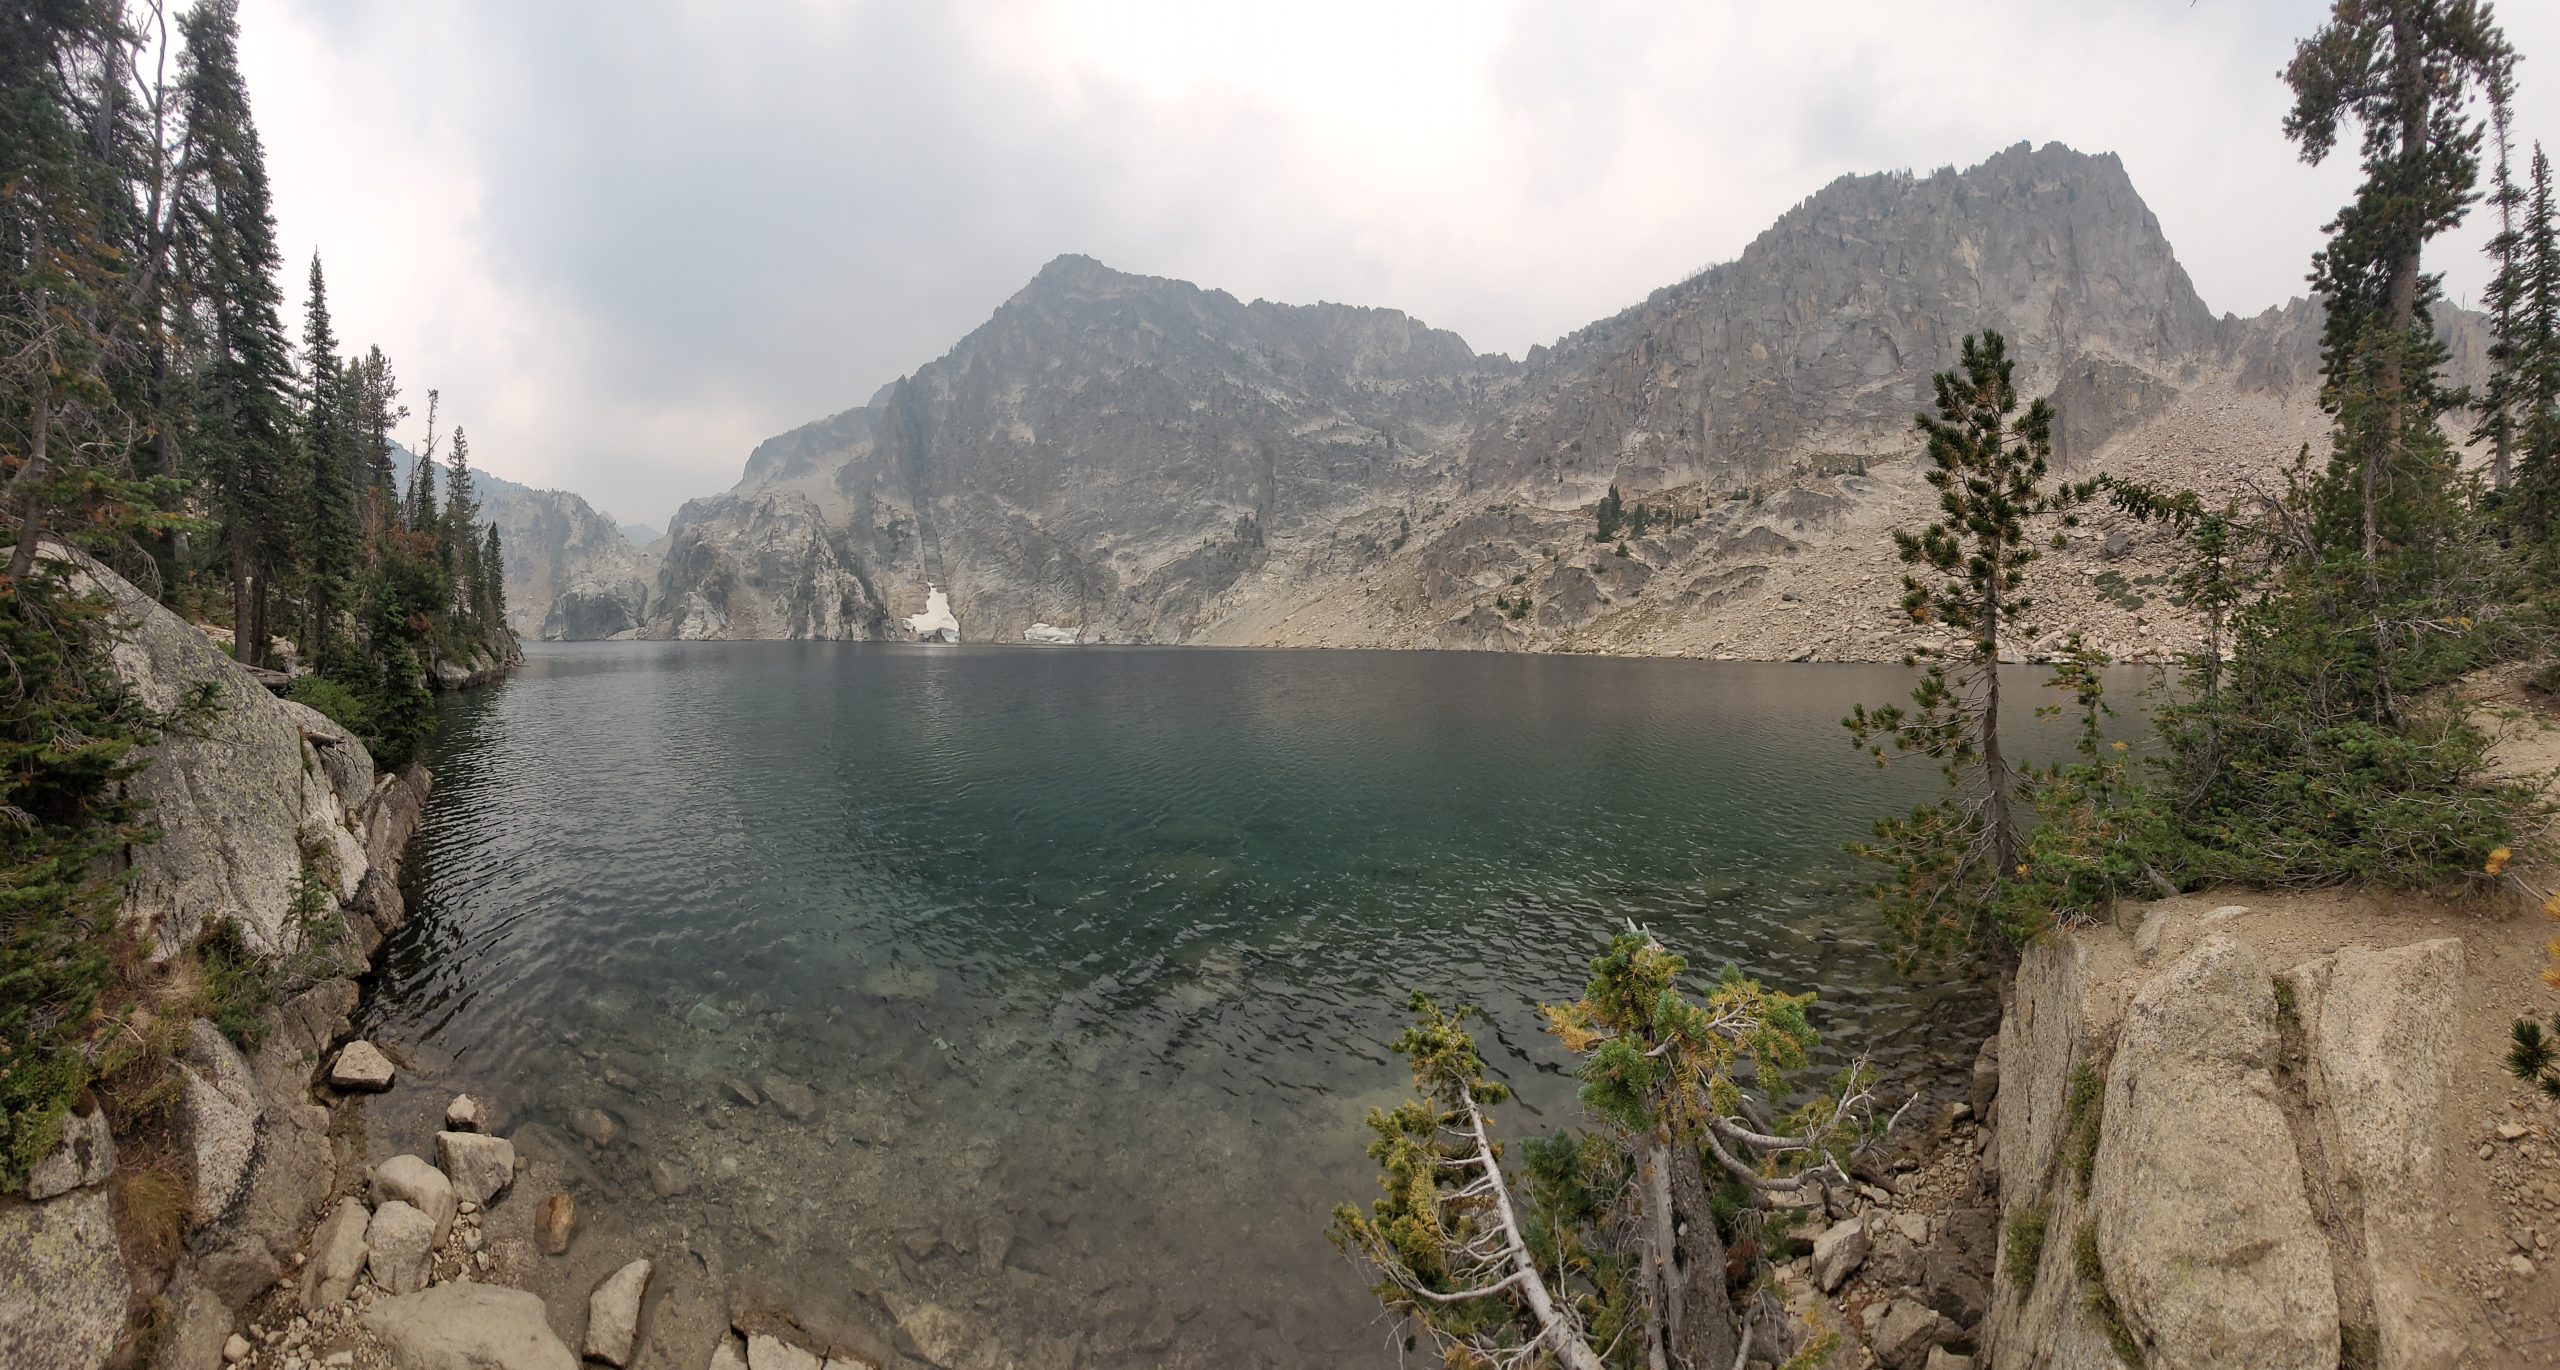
[388,446,653,638]
[532,141,2490,661]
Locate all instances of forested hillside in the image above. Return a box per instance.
[3,0,512,1182]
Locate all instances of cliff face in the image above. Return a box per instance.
[628,141,2487,659]
[389,445,655,641]
[647,252,1513,643]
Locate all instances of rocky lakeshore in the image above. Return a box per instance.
[1798,887,2560,1370]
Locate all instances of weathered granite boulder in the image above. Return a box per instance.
[23,1104,115,1201]
[435,1131,516,1206]
[179,1020,262,1225]
[300,1197,371,1309]
[2091,934,2338,1370]
[365,1199,435,1295]
[372,1155,458,1245]
[1871,1299,1947,1370]
[583,1258,654,1367]
[1812,1216,1870,1293]
[361,1284,578,1370]
[2280,939,2465,1370]
[0,1189,130,1370]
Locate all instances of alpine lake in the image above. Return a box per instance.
[351,642,2129,1368]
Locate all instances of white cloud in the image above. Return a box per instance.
[240,0,2560,525]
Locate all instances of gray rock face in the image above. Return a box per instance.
[180,1020,262,1225]
[435,1131,516,1206]
[583,1258,654,1367]
[646,250,1506,647]
[362,1283,579,1370]
[69,550,381,959]
[372,1154,458,1246]
[22,1104,114,1201]
[2091,934,2337,1369]
[300,1197,371,1309]
[0,1189,130,1370]
[2281,939,2466,1370]
[365,1199,436,1295]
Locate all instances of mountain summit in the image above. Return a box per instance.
[527,142,2476,660]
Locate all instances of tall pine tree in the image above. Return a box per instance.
[2282,0,2514,720]
[178,0,300,670]
[300,253,358,668]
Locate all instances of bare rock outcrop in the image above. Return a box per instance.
[1981,905,2491,1369]
[2090,934,2337,1369]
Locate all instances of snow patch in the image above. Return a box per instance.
[1024,623,1080,645]
[906,587,960,642]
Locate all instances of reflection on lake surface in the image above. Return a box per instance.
[357,644,2095,1367]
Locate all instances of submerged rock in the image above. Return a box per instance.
[538,1193,577,1255]
[330,1039,397,1091]
[583,1258,654,1367]
[570,1108,622,1148]
[362,1284,578,1370]
[445,1094,487,1132]
[435,1130,517,1206]
[758,1077,818,1123]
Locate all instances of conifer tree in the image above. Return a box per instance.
[1846,332,2090,962]
[2282,0,2513,718]
[1333,933,1884,1369]
[478,522,506,628]
[300,254,358,667]
[444,423,476,591]
[2519,145,2560,504]
[404,388,439,534]
[177,0,301,670]
[2479,95,2527,489]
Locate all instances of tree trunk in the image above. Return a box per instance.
[233,545,266,670]
[7,381,52,583]
[1982,581,2015,875]
[1667,1143,1741,1370]
[1642,1135,1677,1370]
[2369,12,2434,722]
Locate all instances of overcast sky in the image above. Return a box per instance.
[240,1,2560,528]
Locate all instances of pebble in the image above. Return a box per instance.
[2498,1123,2530,1142]
[2509,1254,2536,1278]
[458,1200,477,1215]
[223,1334,250,1363]
[2481,1143,2497,1160]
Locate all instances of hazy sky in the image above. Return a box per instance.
[241,1,2560,527]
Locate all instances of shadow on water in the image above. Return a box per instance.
[356,643,2127,1367]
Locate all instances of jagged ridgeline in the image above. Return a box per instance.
[518,140,2485,655]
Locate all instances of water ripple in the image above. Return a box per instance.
[355,644,2113,1366]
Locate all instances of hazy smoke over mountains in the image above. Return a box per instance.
[244,1,2560,525]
